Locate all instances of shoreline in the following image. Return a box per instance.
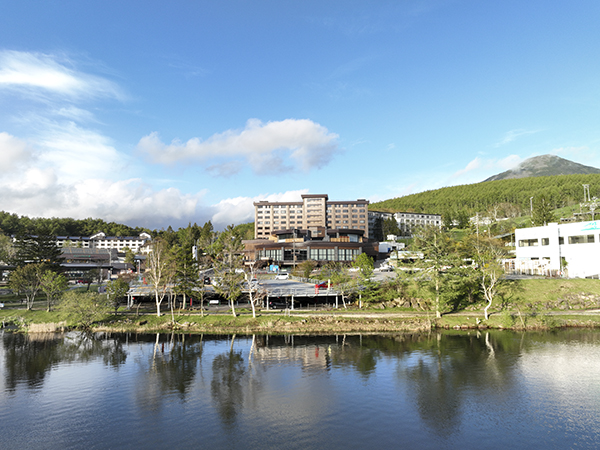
[5,308,599,335]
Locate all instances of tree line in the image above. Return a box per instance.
[370,173,600,218]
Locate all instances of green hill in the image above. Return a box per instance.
[370,174,600,218]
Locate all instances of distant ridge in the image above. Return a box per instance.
[484,154,600,182]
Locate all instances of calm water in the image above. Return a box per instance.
[1,329,599,450]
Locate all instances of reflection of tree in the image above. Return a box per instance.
[156,333,203,398]
[328,335,378,379]
[136,333,204,409]
[211,336,246,428]
[2,333,62,391]
[1,332,129,391]
[407,357,461,437]
[399,331,521,438]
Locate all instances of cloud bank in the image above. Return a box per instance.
[137,118,340,175]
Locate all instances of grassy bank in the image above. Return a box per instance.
[2,307,599,334]
[1,277,599,334]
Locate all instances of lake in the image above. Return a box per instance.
[1,329,599,449]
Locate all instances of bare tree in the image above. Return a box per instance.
[213,226,245,317]
[470,235,508,320]
[8,263,45,310]
[147,238,175,317]
[243,262,262,318]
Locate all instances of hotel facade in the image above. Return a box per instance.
[247,194,375,267]
[254,194,369,239]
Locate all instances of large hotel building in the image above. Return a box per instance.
[253,194,369,239]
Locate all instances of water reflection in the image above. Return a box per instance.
[2,331,128,391]
[1,330,600,449]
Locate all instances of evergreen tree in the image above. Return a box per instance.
[12,231,62,270]
[532,196,555,226]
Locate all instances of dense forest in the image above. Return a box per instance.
[370,174,600,217]
[0,211,255,242]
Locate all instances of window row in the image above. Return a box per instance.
[518,234,596,247]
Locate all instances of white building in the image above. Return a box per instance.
[514,220,600,278]
[89,232,152,253]
[393,212,442,236]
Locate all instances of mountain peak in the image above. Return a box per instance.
[484,154,600,182]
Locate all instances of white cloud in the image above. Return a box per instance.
[0,132,34,173]
[493,128,541,147]
[209,189,309,229]
[550,146,600,167]
[137,118,340,174]
[451,155,523,181]
[35,120,126,183]
[0,50,125,100]
[0,174,204,229]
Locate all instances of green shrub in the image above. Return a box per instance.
[500,309,515,328]
[58,291,111,329]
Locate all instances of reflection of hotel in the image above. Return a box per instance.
[514,220,600,278]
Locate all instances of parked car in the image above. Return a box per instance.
[209,299,220,306]
[269,300,299,309]
[315,281,330,289]
[203,276,211,284]
[275,272,289,280]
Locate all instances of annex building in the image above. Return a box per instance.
[368,210,442,238]
[514,220,600,278]
[55,232,152,253]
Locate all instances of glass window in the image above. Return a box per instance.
[518,239,538,247]
[568,235,595,244]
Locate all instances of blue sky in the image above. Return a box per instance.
[1,1,600,231]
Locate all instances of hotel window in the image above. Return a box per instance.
[541,238,549,246]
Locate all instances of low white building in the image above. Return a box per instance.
[514,220,600,278]
[89,232,152,253]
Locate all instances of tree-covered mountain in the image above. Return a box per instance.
[370,173,600,218]
[0,211,151,237]
[0,210,253,248]
[484,155,600,181]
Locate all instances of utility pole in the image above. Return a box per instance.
[580,184,597,221]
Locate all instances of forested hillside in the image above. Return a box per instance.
[0,210,254,242]
[370,174,600,218]
[0,211,151,237]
